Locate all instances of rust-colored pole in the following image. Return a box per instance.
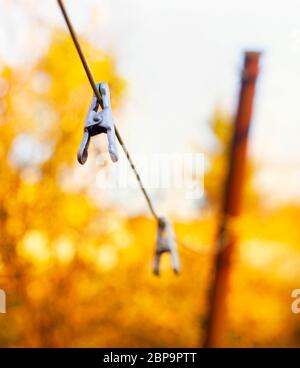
[203,52,261,348]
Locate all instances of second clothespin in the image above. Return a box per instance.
[78,82,118,165]
[153,217,180,275]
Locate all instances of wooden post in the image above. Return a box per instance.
[203,52,261,348]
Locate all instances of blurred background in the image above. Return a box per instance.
[0,0,300,347]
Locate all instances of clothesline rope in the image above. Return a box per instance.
[56,0,159,221]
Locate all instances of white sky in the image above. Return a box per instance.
[1,0,300,214]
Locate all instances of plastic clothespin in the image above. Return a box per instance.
[77,82,118,165]
[153,217,180,275]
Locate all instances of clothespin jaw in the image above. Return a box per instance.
[77,82,118,165]
[153,217,180,276]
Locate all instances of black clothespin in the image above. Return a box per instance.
[78,82,118,164]
[153,217,180,275]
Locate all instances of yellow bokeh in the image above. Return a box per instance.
[0,29,299,348]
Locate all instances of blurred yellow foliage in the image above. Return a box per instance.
[0,30,299,348]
